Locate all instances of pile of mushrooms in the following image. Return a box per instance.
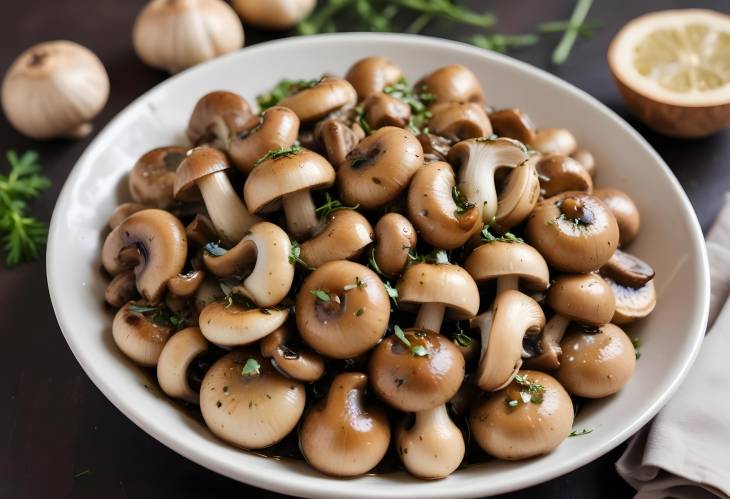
[101,56,656,479]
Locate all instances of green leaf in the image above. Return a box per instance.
[355,307,364,317]
[394,325,411,347]
[310,289,331,302]
[315,192,359,219]
[254,145,303,166]
[568,428,593,437]
[256,79,320,111]
[384,281,399,305]
[411,344,428,357]
[368,247,383,274]
[241,358,262,376]
[288,241,313,270]
[452,185,475,215]
[453,331,473,348]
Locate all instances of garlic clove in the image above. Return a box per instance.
[133,0,245,73]
[2,40,109,140]
[232,0,316,30]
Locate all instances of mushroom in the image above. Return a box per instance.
[464,240,550,294]
[296,261,390,359]
[523,314,572,371]
[418,133,452,162]
[156,326,209,402]
[556,323,636,398]
[427,102,492,142]
[198,299,289,347]
[469,370,574,460]
[167,270,205,298]
[535,154,593,198]
[396,404,465,479]
[345,56,403,100]
[600,249,656,324]
[202,221,294,306]
[112,301,174,366]
[492,154,541,233]
[185,214,218,249]
[200,349,306,449]
[186,90,252,149]
[299,372,390,477]
[471,290,546,391]
[362,92,412,129]
[601,248,655,288]
[104,271,138,308]
[314,118,366,165]
[299,209,373,268]
[397,262,480,333]
[416,64,485,105]
[231,0,315,30]
[407,161,482,250]
[526,191,619,273]
[571,148,596,177]
[373,213,417,278]
[108,202,148,230]
[529,128,578,156]
[338,126,423,210]
[279,78,357,123]
[194,276,225,313]
[174,147,259,246]
[488,108,536,144]
[259,326,325,382]
[102,209,187,303]
[228,106,300,173]
[546,273,616,326]
[447,137,528,224]
[243,148,335,240]
[369,328,465,412]
[128,146,188,208]
[593,187,641,246]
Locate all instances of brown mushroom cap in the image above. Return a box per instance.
[345,56,403,100]
[128,146,187,209]
[593,187,641,246]
[524,314,572,371]
[296,260,390,359]
[557,323,636,398]
[469,370,574,460]
[464,241,550,292]
[299,209,373,268]
[156,326,208,403]
[605,277,657,325]
[418,133,452,162]
[314,118,365,165]
[571,148,596,177]
[173,146,229,197]
[535,154,593,198]
[259,326,325,382]
[362,92,412,129]
[369,328,465,412]
[112,301,173,366]
[492,154,541,233]
[198,300,289,347]
[526,191,619,273]
[102,209,187,303]
[186,90,252,147]
[338,126,424,210]
[279,78,357,123]
[546,273,616,326]
[185,214,218,249]
[406,161,482,250]
[105,271,138,308]
[600,249,655,288]
[489,108,536,144]
[397,262,480,320]
[529,128,578,156]
[108,202,149,230]
[200,349,306,449]
[428,102,492,142]
[373,212,417,278]
[299,372,390,477]
[416,64,485,105]
[167,270,205,298]
[228,106,300,173]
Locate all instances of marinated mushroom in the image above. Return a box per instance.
[448,137,529,224]
[185,214,218,249]
[167,270,205,298]
[362,92,412,129]
[107,202,148,230]
[174,147,259,246]
[593,187,641,246]
[338,126,424,210]
[244,148,335,240]
[112,301,174,366]
[524,314,572,371]
[128,146,187,208]
[228,106,300,173]
[464,240,550,295]
[416,64,485,105]
[296,261,390,359]
[279,78,357,123]
[557,323,636,398]
[299,209,373,268]
[600,249,656,324]
[200,349,305,449]
[492,154,541,233]
[299,372,390,477]
[186,90,252,149]
[427,102,492,142]
[105,271,138,308]
[535,154,593,198]
[407,161,482,250]
[571,148,596,177]
[259,325,325,382]
[488,108,536,144]
[373,213,417,278]
[156,326,209,402]
[345,56,403,100]
[198,299,289,347]
[526,191,619,273]
[314,117,365,165]
[546,273,616,326]
[469,370,574,460]
[529,127,578,156]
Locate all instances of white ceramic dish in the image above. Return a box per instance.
[47,33,710,498]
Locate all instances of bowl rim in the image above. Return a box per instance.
[47,32,710,498]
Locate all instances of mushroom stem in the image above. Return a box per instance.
[282,189,318,239]
[414,303,446,333]
[197,172,258,245]
[496,275,520,294]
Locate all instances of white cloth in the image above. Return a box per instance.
[616,194,730,499]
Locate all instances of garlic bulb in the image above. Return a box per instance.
[232,0,315,30]
[133,0,245,73]
[1,41,109,140]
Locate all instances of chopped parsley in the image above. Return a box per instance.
[452,185,475,215]
[355,105,372,135]
[384,281,399,306]
[288,241,313,270]
[355,307,364,317]
[383,78,434,135]
[256,78,320,111]
[514,374,545,404]
[569,428,593,437]
[241,358,261,376]
[310,289,331,302]
[127,303,186,329]
[452,330,473,348]
[394,325,411,347]
[254,145,302,166]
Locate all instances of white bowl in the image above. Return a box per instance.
[47,33,710,498]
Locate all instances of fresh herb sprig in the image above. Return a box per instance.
[315,192,359,219]
[545,0,594,64]
[254,145,303,166]
[383,78,435,135]
[469,33,539,53]
[256,78,320,110]
[569,428,593,437]
[241,358,262,376]
[0,151,50,266]
[481,224,524,244]
[128,303,187,329]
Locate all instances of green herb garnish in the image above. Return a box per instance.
[254,145,302,166]
[256,78,320,110]
[128,303,186,329]
[514,374,545,404]
[383,78,434,135]
[569,428,593,437]
[394,325,411,347]
[310,289,331,302]
[288,241,313,270]
[468,33,539,53]
[384,281,399,306]
[632,337,642,360]
[203,241,227,257]
[545,0,594,65]
[453,331,473,348]
[315,192,359,219]
[241,358,262,376]
[481,224,524,244]
[355,307,364,317]
[368,247,383,274]
[452,185,475,215]
[409,248,450,264]
[411,344,428,357]
[355,105,373,135]
[506,399,519,409]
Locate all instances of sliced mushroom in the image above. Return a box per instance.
[593,187,641,246]
[492,155,541,233]
[108,202,149,229]
[174,147,259,246]
[200,349,305,449]
[529,128,577,156]
[112,301,174,366]
[228,106,300,173]
[546,273,616,326]
[407,161,482,250]
[488,108,536,144]
[373,213,416,279]
[156,326,209,403]
[571,148,596,177]
[338,126,423,210]
[416,64,485,105]
[167,270,205,298]
[105,271,138,308]
[299,372,390,477]
[428,102,492,142]
[448,137,528,223]
[418,133,452,162]
[557,323,636,398]
[472,290,545,391]
[299,209,373,268]
[524,314,572,371]
[605,277,657,325]
[279,78,357,123]
[198,300,289,347]
[128,146,188,208]
[244,148,335,240]
[469,370,574,460]
[526,191,619,273]
[600,249,655,288]
[296,261,390,359]
[102,209,187,303]
[362,92,411,129]
[535,154,592,198]
[465,241,549,295]
[186,90,253,149]
[259,326,324,382]
[369,328,464,412]
[185,214,218,249]
[314,118,365,165]
[345,56,403,100]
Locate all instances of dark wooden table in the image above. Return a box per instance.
[1,1,728,498]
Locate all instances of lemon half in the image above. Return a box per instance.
[609,9,730,138]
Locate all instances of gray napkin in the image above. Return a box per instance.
[616,194,730,499]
